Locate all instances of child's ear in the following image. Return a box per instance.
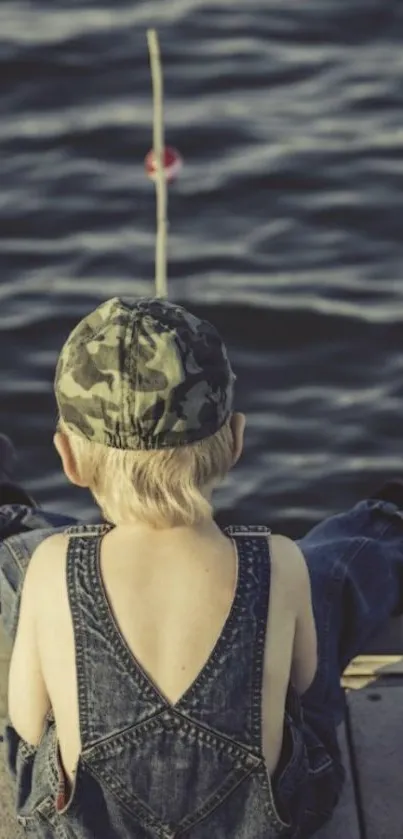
[53,431,87,488]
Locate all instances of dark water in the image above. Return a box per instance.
[2,0,403,537]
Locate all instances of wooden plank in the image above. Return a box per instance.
[343,676,384,690]
[344,656,403,677]
[347,685,403,839]
[342,655,403,690]
[343,675,403,691]
[0,722,24,839]
[315,722,361,839]
[342,656,403,691]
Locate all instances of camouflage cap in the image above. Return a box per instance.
[54,297,236,450]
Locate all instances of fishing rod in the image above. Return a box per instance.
[146,29,182,300]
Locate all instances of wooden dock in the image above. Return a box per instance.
[317,654,403,839]
[1,618,402,838]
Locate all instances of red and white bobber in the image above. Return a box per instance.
[145,146,183,183]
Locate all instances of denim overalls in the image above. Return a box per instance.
[1,494,403,839]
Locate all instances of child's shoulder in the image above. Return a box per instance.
[27,524,113,576]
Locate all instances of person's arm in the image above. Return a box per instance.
[290,543,318,695]
[7,547,51,746]
[275,536,318,695]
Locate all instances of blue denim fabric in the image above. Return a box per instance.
[0,495,403,839]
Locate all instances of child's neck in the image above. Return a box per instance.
[110,516,223,543]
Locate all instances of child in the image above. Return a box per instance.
[0,296,402,839]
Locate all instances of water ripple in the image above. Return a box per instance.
[2,0,403,532]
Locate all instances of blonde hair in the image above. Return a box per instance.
[58,417,235,528]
